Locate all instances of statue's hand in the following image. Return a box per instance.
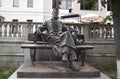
[34,29,42,35]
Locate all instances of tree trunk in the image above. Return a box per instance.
[111,0,120,79]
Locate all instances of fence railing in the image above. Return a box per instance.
[0,22,114,41]
[88,24,114,38]
[65,23,114,39]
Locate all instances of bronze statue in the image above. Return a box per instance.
[35,8,80,71]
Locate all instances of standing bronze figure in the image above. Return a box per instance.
[35,8,80,71]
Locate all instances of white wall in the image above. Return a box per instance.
[0,0,44,22]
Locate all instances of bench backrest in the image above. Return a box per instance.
[28,33,85,43]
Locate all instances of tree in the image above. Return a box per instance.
[111,0,120,79]
[77,0,119,78]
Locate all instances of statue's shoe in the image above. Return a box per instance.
[70,61,80,71]
[62,54,68,62]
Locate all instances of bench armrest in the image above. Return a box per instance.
[28,33,43,42]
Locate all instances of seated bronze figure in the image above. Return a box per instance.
[34,8,83,71]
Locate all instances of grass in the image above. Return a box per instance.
[99,66,117,79]
[0,69,15,79]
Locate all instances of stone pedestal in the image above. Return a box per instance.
[17,61,100,78]
[8,44,110,79]
[9,62,111,79]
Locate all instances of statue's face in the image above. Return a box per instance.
[52,8,59,20]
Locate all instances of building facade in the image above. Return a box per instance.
[0,0,44,22]
[0,0,111,23]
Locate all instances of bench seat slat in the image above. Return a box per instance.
[76,45,94,49]
[21,44,94,49]
[21,44,51,48]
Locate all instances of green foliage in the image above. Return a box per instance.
[77,0,108,7]
[78,0,98,10]
[77,0,97,3]
[101,0,107,7]
[0,69,15,79]
[77,0,81,3]
[102,15,113,23]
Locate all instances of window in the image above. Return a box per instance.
[59,0,72,9]
[80,0,98,10]
[0,16,4,21]
[52,0,61,8]
[13,0,19,7]
[107,0,111,11]
[27,0,33,7]
[27,20,33,22]
[12,19,18,22]
[0,0,1,7]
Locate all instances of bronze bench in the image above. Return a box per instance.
[21,33,94,66]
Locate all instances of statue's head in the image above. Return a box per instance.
[52,7,59,20]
